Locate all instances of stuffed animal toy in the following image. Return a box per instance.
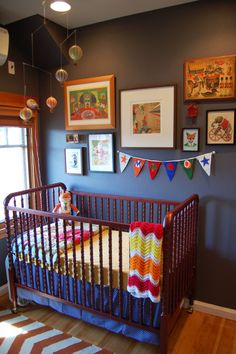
[53,190,79,216]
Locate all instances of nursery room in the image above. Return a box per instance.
[0,0,236,353]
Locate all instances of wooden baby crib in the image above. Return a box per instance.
[4,182,199,354]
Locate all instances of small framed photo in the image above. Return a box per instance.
[182,127,200,152]
[65,148,83,175]
[206,109,235,145]
[66,133,79,143]
[88,133,114,172]
[120,84,176,148]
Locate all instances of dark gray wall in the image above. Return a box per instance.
[0,0,235,309]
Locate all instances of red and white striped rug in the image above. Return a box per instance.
[0,308,114,354]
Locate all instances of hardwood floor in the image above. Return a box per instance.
[1,293,236,354]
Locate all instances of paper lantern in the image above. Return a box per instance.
[68,44,83,65]
[19,107,33,122]
[26,98,39,110]
[55,68,68,85]
[46,96,57,113]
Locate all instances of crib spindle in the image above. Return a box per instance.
[89,222,95,309]
[108,227,113,314]
[99,224,104,312]
[71,221,78,305]
[47,218,54,296]
[26,213,33,288]
[80,222,86,307]
[118,229,123,318]
[55,219,62,298]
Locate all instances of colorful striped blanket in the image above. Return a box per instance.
[127,221,163,303]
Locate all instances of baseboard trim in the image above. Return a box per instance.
[194,300,236,321]
[0,284,8,296]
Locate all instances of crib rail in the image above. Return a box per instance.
[71,190,179,224]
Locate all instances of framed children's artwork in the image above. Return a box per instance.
[206,109,235,145]
[184,55,236,101]
[64,74,115,130]
[65,148,83,175]
[88,133,114,172]
[120,84,176,148]
[182,127,200,152]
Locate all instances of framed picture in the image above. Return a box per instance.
[182,127,200,151]
[184,55,236,101]
[64,74,115,130]
[88,133,114,172]
[120,85,176,148]
[206,109,235,145]
[65,148,83,174]
[66,133,79,143]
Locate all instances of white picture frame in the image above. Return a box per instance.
[65,148,83,175]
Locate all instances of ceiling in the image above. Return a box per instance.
[0,0,196,29]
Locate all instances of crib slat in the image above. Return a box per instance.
[118,229,123,319]
[55,219,62,298]
[89,222,95,309]
[47,218,54,296]
[71,221,78,305]
[19,212,27,286]
[108,227,113,315]
[63,220,70,301]
[40,216,48,294]
[80,222,86,307]
[99,224,104,312]
[26,213,33,288]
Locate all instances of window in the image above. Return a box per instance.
[0,127,29,220]
[0,91,41,237]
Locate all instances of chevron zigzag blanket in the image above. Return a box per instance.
[127,221,163,303]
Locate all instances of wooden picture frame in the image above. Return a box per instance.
[88,133,114,172]
[65,148,83,174]
[182,127,200,152]
[120,84,176,148]
[206,109,235,145]
[64,74,115,130]
[184,55,236,101]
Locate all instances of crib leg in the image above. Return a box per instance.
[8,268,18,313]
[160,314,168,354]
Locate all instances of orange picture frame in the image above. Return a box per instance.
[64,74,115,130]
[184,55,236,101]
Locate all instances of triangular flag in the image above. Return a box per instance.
[180,159,195,179]
[119,152,131,172]
[148,161,161,180]
[164,161,177,181]
[133,158,145,177]
[196,153,213,176]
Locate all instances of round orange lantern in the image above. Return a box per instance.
[19,107,33,122]
[46,96,57,113]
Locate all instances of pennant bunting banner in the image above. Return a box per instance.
[148,161,161,180]
[196,153,213,176]
[133,158,145,176]
[180,159,195,180]
[164,161,178,181]
[119,152,131,172]
[118,151,215,180]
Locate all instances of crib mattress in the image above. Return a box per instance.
[13,222,129,288]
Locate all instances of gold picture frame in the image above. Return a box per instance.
[64,74,115,130]
[184,55,236,101]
